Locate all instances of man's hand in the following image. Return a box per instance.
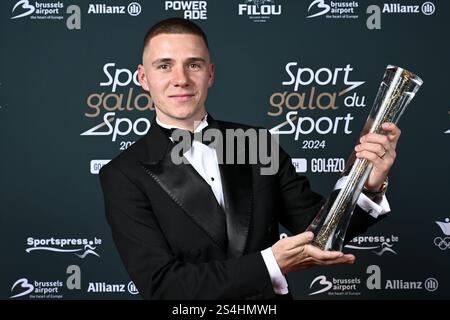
[354,122,401,191]
[271,231,355,274]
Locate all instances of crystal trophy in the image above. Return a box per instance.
[306,65,423,251]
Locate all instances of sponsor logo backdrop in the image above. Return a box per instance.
[1,0,449,299]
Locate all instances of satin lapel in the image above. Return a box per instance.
[215,120,253,258]
[141,135,228,253]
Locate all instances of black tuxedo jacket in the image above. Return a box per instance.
[99,116,383,299]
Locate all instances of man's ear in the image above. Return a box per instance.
[138,64,150,91]
[208,63,215,88]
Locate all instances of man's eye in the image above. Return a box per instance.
[189,63,200,70]
[158,64,170,70]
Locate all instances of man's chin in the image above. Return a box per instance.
[171,108,204,120]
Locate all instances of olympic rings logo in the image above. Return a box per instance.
[433,237,450,250]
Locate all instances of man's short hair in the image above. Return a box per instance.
[142,17,209,55]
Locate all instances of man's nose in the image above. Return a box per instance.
[172,67,189,87]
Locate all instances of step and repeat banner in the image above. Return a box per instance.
[1,0,449,300]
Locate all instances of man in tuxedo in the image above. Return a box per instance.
[99,18,400,299]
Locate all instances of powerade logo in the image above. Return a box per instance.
[26,237,102,258]
[164,1,207,20]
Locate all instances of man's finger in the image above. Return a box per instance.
[314,253,356,266]
[292,231,314,246]
[381,122,401,148]
[305,244,344,260]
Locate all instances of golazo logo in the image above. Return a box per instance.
[26,237,102,258]
[10,278,34,298]
[434,218,450,250]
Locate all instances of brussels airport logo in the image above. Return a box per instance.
[10,265,81,299]
[366,2,435,30]
[25,237,102,258]
[10,278,64,299]
[345,234,399,256]
[10,0,64,20]
[11,0,35,19]
[309,275,362,296]
[81,62,153,147]
[10,0,81,30]
[366,265,438,292]
[164,1,207,20]
[238,0,282,23]
[88,2,142,16]
[268,61,365,145]
[306,0,359,19]
[433,218,450,251]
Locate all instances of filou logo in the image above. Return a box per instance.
[238,0,281,15]
[238,0,281,23]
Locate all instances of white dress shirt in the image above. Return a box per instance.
[156,115,390,295]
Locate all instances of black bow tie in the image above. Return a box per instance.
[159,125,216,147]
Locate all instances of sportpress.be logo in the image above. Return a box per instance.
[25,237,102,258]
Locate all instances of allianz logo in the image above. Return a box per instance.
[87,281,139,295]
[366,265,438,292]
